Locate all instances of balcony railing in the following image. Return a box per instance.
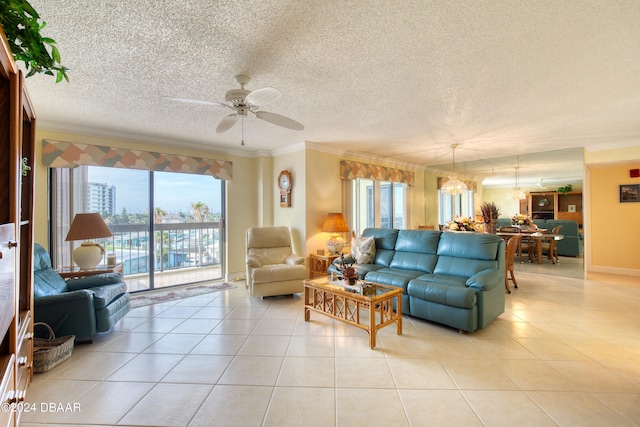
[101,222,221,276]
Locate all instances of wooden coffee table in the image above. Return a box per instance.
[303,277,402,348]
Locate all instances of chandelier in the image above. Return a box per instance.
[441,144,468,195]
[507,160,527,200]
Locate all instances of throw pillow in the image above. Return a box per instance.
[351,236,376,264]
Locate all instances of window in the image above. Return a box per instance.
[438,190,474,225]
[350,179,407,234]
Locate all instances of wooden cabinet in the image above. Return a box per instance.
[557,192,583,226]
[529,192,557,220]
[0,26,35,426]
[528,191,583,226]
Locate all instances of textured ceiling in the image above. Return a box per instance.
[23,0,640,187]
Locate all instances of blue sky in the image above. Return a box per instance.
[88,167,222,215]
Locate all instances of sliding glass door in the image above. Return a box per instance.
[52,166,224,292]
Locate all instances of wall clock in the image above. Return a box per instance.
[278,170,292,207]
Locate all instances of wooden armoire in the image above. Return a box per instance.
[0,25,36,427]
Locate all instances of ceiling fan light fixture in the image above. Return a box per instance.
[441,144,468,195]
[536,179,547,189]
[508,162,527,200]
[165,74,304,145]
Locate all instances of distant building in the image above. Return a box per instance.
[88,182,116,216]
[163,213,184,223]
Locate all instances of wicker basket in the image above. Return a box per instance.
[33,322,75,373]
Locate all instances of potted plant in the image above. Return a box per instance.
[0,0,68,82]
[557,184,573,195]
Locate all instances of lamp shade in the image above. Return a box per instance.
[321,213,349,254]
[65,213,113,270]
[65,213,113,241]
[321,213,349,233]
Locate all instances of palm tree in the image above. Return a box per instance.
[190,202,210,264]
[153,207,168,269]
[190,201,209,223]
[154,207,167,224]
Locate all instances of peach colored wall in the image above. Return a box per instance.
[273,148,306,256]
[587,165,640,274]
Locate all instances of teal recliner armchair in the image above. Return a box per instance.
[33,244,131,341]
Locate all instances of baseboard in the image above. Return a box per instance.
[587,265,640,277]
[226,271,246,282]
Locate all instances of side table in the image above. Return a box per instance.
[57,264,123,280]
[308,253,339,278]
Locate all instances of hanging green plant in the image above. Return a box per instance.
[0,0,69,82]
[557,184,573,195]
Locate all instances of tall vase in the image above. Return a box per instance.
[485,221,496,234]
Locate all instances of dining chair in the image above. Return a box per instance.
[498,226,527,262]
[541,225,563,264]
[505,234,522,294]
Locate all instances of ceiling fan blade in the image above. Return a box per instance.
[163,96,229,108]
[255,111,304,131]
[245,87,281,107]
[216,114,238,133]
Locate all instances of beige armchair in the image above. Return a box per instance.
[246,226,306,297]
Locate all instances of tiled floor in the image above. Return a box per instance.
[22,257,640,427]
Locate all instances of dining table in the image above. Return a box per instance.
[496,230,564,264]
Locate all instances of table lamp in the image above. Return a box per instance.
[65,213,113,270]
[321,213,349,253]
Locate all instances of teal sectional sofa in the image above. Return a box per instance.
[328,229,505,333]
[496,218,582,257]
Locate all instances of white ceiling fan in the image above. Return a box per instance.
[164,75,304,145]
[536,179,548,190]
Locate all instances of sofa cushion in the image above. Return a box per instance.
[395,230,441,254]
[362,228,398,250]
[437,232,502,261]
[388,230,440,273]
[364,268,423,292]
[434,256,498,279]
[351,235,376,263]
[407,279,477,309]
[390,252,438,274]
[362,228,398,266]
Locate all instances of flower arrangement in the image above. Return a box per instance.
[447,216,476,232]
[336,253,358,284]
[511,213,532,226]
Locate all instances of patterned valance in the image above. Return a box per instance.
[42,140,233,180]
[340,160,415,186]
[437,177,477,192]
